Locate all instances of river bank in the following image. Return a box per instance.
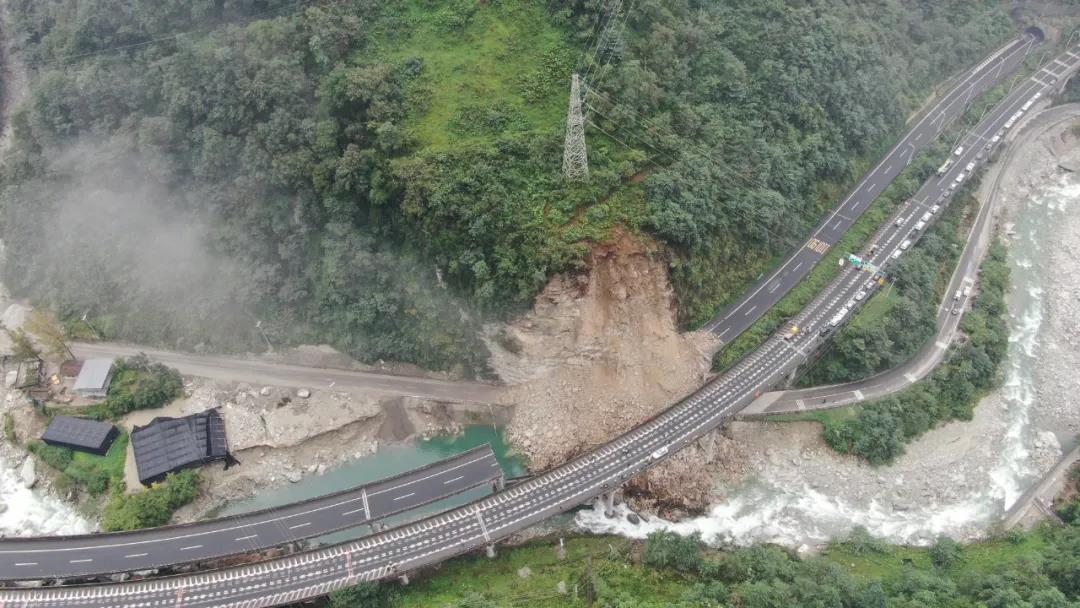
[580,105,1080,548]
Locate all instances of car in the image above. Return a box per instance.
[937,193,948,203]
[900,239,912,250]
[891,249,903,260]
[930,204,941,214]
[921,211,932,222]
[651,446,669,459]
[953,146,964,156]
[985,141,994,151]
[996,129,1005,138]
[895,216,907,227]
[955,172,966,184]
[865,279,877,290]
[854,290,867,302]
[962,286,971,297]
[976,150,985,160]
[965,161,975,172]
[914,220,927,231]
[951,306,959,315]
[953,289,962,301]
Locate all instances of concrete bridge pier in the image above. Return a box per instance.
[492,475,505,492]
[597,489,618,518]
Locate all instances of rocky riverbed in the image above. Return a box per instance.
[580,104,1080,547]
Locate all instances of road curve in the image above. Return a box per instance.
[0,445,502,580]
[69,343,508,405]
[2,38,1075,608]
[703,35,1036,345]
[743,103,1080,417]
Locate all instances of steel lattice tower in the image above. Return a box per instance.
[562,74,589,181]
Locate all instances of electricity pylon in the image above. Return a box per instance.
[562,73,589,182]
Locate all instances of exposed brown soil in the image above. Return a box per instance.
[487,229,745,511]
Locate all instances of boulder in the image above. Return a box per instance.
[19,457,36,489]
[285,470,302,483]
[297,388,311,399]
[260,386,272,397]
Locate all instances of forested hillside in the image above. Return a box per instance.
[0,0,1013,373]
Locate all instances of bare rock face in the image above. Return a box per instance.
[488,230,738,511]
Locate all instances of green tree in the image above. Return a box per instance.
[642,530,703,573]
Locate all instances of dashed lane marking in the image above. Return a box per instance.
[443,476,464,485]
[124,553,149,558]
[234,535,258,542]
[393,493,416,502]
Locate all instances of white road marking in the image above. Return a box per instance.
[14,562,37,566]
[743,305,757,317]
[768,282,781,293]
[393,493,416,502]
[443,476,464,485]
[341,507,365,517]
[179,545,202,552]
[69,559,93,564]
[124,553,149,558]
[234,535,258,542]
[288,523,311,531]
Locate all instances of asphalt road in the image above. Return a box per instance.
[703,35,1037,345]
[3,36,1076,608]
[743,102,1080,416]
[0,446,502,580]
[70,343,507,405]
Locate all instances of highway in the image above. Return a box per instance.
[0,446,502,580]
[742,101,1080,416]
[703,34,1037,345]
[1,38,1075,608]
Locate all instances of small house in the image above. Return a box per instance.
[72,359,114,399]
[41,415,119,455]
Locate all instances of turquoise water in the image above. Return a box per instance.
[218,426,526,543]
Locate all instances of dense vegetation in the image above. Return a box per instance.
[27,432,128,495]
[820,240,1012,465]
[797,186,978,387]
[101,469,201,531]
[0,0,1015,374]
[305,509,1080,607]
[99,354,184,418]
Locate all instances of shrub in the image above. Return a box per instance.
[642,530,704,573]
[27,440,74,472]
[101,469,201,531]
[100,355,183,419]
[3,412,15,443]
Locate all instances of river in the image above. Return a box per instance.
[578,167,1079,548]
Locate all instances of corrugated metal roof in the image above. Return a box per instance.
[72,358,114,391]
[41,416,117,452]
[131,410,228,485]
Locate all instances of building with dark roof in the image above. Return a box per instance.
[72,358,114,399]
[41,416,119,455]
[131,409,229,486]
